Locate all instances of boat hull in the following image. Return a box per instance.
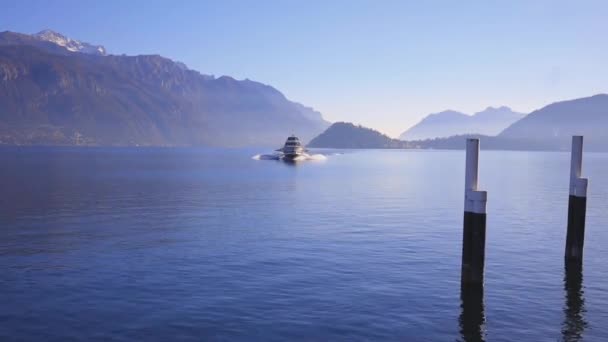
[282,153,304,160]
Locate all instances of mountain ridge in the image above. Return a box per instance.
[0,30,329,146]
[34,29,106,56]
[499,93,608,149]
[308,122,407,148]
[311,94,608,151]
[399,106,524,140]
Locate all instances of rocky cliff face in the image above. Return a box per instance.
[0,31,329,146]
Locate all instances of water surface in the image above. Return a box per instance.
[1,147,607,341]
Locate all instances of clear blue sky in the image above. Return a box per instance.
[3,0,607,136]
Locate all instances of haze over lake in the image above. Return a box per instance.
[2,147,607,341]
[3,1,608,340]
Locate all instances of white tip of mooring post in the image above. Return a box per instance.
[465,138,487,214]
[569,136,588,198]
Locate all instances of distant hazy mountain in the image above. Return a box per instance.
[308,122,407,148]
[310,94,608,151]
[499,94,608,150]
[400,106,524,140]
[0,30,329,146]
[308,123,573,151]
[405,134,556,151]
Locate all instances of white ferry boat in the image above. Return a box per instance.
[276,135,306,160]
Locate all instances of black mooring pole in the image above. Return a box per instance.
[565,136,588,263]
[461,138,487,286]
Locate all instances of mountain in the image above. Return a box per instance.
[0,30,329,146]
[311,94,608,151]
[399,106,524,140]
[308,122,408,148]
[0,30,75,56]
[406,134,555,151]
[499,94,608,150]
[308,123,565,151]
[34,30,106,56]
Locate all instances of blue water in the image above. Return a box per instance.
[1,147,607,341]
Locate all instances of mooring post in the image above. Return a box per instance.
[565,136,588,262]
[459,283,485,341]
[461,138,487,286]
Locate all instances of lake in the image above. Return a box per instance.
[1,147,607,341]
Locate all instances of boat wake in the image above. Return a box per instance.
[252,153,327,161]
[252,154,280,160]
[254,135,329,162]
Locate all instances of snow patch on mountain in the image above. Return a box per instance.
[34,29,106,56]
